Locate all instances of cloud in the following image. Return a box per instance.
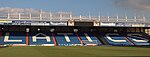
[0,7,72,18]
[0,7,49,16]
[114,0,150,11]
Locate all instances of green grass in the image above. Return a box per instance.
[0,46,150,57]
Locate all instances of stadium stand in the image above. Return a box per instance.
[0,10,150,47]
[102,33,134,46]
[29,32,55,46]
[126,32,150,45]
[78,33,102,46]
[1,32,26,46]
[0,32,149,46]
[54,33,82,46]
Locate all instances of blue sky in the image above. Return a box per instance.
[0,0,148,16]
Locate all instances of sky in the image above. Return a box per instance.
[0,0,149,17]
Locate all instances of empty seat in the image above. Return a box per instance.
[55,33,81,46]
[79,33,102,45]
[29,33,54,46]
[103,33,133,46]
[126,33,150,45]
[1,32,26,45]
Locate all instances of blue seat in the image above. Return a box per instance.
[55,33,81,46]
[103,33,133,46]
[78,33,102,45]
[127,33,150,45]
[29,33,54,46]
[1,32,26,45]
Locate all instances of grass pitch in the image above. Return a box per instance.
[0,46,150,57]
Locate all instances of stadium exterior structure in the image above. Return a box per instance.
[0,11,149,27]
[0,11,150,46]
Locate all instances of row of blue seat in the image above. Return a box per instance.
[0,32,102,46]
[102,33,150,46]
[29,33,54,46]
[0,32,26,44]
[55,33,81,46]
[0,32,149,46]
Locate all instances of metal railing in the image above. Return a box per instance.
[0,12,149,23]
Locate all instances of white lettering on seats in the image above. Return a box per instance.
[84,33,93,42]
[32,33,50,42]
[4,32,22,42]
[128,34,148,42]
[57,33,72,42]
[106,33,126,42]
[64,34,71,42]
